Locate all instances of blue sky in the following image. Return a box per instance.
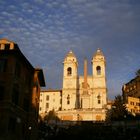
[0,0,140,99]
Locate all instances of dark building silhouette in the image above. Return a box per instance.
[0,39,45,140]
[122,76,140,100]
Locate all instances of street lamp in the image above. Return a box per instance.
[28,126,32,140]
[124,115,127,133]
[16,117,21,139]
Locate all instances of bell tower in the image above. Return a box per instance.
[92,48,107,108]
[62,50,78,110]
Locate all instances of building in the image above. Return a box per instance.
[122,76,140,115]
[126,96,140,116]
[106,99,114,110]
[0,39,45,140]
[40,49,107,121]
[39,90,62,118]
[122,76,140,100]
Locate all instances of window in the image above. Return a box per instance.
[130,101,134,105]
[67,67,72,76]
[0,85,4,101]
[67,95,70,104]
[97,95,101,104]
[98,99,101,104]
[46,95,49,101]
[46,103,49,108]
[26,75,31,88]
[12,87,19,105]
[96,66,101,75]
[5,44,10,50]
[15,62,21,78]
[0,59,7,72]
[23,98,29,112]
[67,100,70,104]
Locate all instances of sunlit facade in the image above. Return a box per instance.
[0,39,45,140]
[125,97,140,116]
[122,76,140,116]
[39,90,62,118]
[40,49,107,121]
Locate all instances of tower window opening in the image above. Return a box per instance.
[67,67,72,76]
[96,66,101,75]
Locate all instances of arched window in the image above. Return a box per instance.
[96,66,101,75]
[67,67,72,76]
[67,94,70,104]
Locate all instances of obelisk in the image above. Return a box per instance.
[83,58,88,94]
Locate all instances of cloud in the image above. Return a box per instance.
[34,0,44,4]
[0,0,140,99]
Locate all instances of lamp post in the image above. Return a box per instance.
[124,115,127,134]
[28,126,32,140]
[16,117,21,139]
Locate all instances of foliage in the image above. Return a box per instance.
[40,122,140,140]
[38,110,60,140]
[44,109,60,123]
[109,95,128,121]
[135,69,140,76]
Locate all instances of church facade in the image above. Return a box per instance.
[39,49,107,121]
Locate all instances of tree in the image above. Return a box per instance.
[44,109,60,124]
[136,69,140,77]
[38,110,60,140]
[109,95,128,121]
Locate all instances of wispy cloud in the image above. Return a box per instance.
[0,0,140,99]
